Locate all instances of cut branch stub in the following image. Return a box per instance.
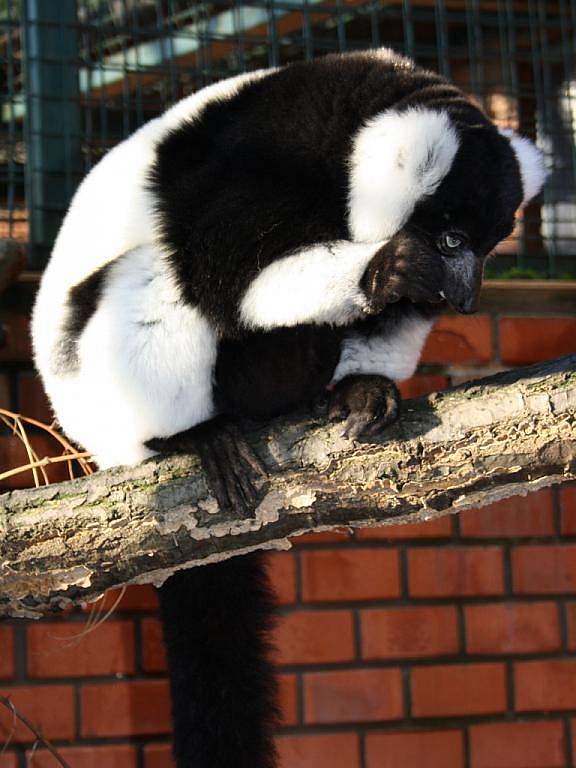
[1,354,575,619]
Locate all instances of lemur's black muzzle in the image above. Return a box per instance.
[441,249,483,315]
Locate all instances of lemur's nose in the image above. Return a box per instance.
[455,295,479,314]
[441,248,482,315]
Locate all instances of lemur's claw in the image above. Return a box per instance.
[328,399,350,422]
[329,375,401,439]
[146,416,268,515]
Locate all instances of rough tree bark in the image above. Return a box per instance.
[1,354,575,619]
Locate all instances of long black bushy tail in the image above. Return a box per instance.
[158,552,279,768]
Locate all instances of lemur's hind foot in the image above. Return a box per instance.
[146,416,268,514]
[328,374,401,439]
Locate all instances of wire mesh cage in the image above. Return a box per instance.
[1,0,575,276]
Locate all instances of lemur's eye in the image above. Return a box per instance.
[439,231,466,254]
[444,234,462,248]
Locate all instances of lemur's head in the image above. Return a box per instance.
[349,107,547,315]
[405,124,545,314]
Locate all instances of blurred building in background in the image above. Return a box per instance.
[0,0,575,275]
[0,4,576,768]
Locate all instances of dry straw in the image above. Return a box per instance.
[0,408,93,486]
[0,410,94,765]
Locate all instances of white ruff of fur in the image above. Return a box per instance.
[33,70,274,468]
[498,128,547,206]
[348,108,460,243]
[333,316,435,383]
[239,240,385,329]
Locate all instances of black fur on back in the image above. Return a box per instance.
[158,553,278,768]
[53,261,112,374]
[215,324,343,419]
[149,51,512,337]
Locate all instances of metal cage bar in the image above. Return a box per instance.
[21,0,82,267]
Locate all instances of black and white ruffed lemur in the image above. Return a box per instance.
[32,49,545,767]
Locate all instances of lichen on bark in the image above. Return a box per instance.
[1,354,575,619]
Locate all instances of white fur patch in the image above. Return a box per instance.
[33,69,275,469]
[36,68,276,301]
[33,69,275,379]
[348,108,460,242]
[38,246,217,469]
[499,128,547,205]
[342,47,414,67]
[332,315,434,383]
[239,240,384,330]
[160,68,276,132]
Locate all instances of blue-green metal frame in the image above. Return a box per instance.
[22,0,82,267]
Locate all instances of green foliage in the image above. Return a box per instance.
[0,0,18,21]
[484,266,547,280]
[484,265,576,281]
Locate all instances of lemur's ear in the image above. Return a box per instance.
[499,128,547,206]
[348,108,460,242]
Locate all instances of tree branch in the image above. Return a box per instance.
[1,355,575,619]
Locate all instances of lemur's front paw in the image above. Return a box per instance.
[146,416,268,515]
[361,233,445,311]
[328,375,401,439]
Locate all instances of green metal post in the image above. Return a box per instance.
[22,0,81,267]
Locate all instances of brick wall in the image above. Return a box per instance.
[1,282,575,767]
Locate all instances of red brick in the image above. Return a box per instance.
[470,720,565,768]
[460,490,555,538]
[421,315,493,365]
[292,529,352,545]
[278,673,298,726]
[399,375,450,399]
[274,610,355,665]
[408,547,504,597]
[276,733,359,768]
[304,668,403,724]
[0,312,32,362]
[301,548,400,602]
[27,619,135,677]
[512,544,576,593]
[81,680,171,737]
[0,374,10,409]
[0,755,17,768]
[571,722,576,763]
[17,374,52,423]
[86,584,159,613]
[266,552,297,605]
[356,516,452,540]
[465,602,560,655]
[143,744,174,768]
[142,617,167,673]
[0,433,71,490]
[366,730,464,768]
[560,485,576,535]
[361,606,459,660]
[0,625,14,678]
[0,685,75,742]
[515,660,576,711]
[563,603,576,649]
[116,584,159,610]
[411,663,507,717]
[26,746,137,768]
[499,317,576,365]
[566,603,576,649]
